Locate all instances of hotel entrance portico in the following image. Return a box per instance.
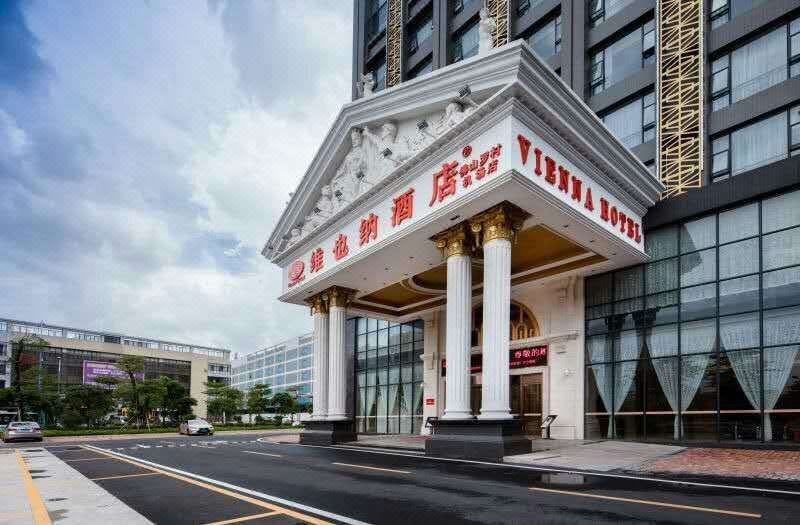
[263,41,663,459]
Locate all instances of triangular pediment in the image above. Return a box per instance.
[265,40,664,265]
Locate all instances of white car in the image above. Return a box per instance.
[179,419,214,436]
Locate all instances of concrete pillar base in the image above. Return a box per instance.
[425,418,531,462]
[299,419,357,446]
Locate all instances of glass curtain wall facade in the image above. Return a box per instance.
[353,317,424,434]
[585,188,800,443]
[230,336,314,404]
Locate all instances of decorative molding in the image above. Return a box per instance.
[468,201,529,246]
[325,286,357,309]
[305,293,328,315]
[658,0,703,197]
[386,0,403,88]
[487,0,509,49]
[431,223,474,258]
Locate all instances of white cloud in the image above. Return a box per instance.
[0,1,352,352]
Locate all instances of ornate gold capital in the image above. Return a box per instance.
[305,293,328,316]
[431,223,473,259]
[469,202,529,246]
[325,286,356,309]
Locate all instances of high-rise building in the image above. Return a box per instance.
[264,0,800,456]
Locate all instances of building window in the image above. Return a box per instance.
[601,91,656,149]
[528,14,561,61]
[366,0,388,41]
[516,0,545,18]
[710,0,768,29]
[407,56,433,80]
[452,20,480,63]
[368,56,387,91]
[354,318,424,434]
[408,12,433,55]
[585,189,800,442]
[711,20,800,112]
[453,0,478,16]
[711,105,797,181]
[590,20,655,95]
[589,0,635,28]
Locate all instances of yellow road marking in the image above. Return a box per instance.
[83,446,331,524]
[203,511,281,524]
[15,450,52,525]
[242,451,283,458]
[64,457,114,462]
[529,487,762,519]
[89,472,161,481]
[332,462,411,474]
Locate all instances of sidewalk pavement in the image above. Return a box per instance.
[0,447,150,524]
[505,440,685,471]
[639,447,800,481]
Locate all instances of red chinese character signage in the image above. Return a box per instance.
[510,345,548,369]
[429,144,502,207]
[359,213,378,246]
[391,188,415,227]
[425,398,435,406]
[332,233,349,261]
[309,247,324,273]
[287,260,305,287]
[517,133,642,244]
[441,345,547,376]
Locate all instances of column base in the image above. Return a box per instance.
[299,419,356,446]
[425,418,531,462]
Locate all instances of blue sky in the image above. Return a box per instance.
[0,0,352,353]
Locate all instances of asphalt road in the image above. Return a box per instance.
[31,434,800,524]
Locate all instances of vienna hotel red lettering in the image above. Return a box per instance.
[516,133,641,244]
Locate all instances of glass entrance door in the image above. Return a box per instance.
[511,373,543,436]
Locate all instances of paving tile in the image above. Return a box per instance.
[639,448,800,481]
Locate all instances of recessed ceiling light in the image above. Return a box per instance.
[589,239,595,243]
[563,224,569,228]
[450,215,460,221]
[384,267,389,271]
[409,256,414,259]
[612,252,617,256]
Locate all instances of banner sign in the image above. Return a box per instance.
[82,361,143,387]
[442,345,548,376]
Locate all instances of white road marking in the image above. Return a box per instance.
[242,451,283,458]
[264,441,800,497]
[84,445,372,525]
[137,445,150,449]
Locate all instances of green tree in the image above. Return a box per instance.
[0,388,15,408]
[61,385,114,428]
[205,382,243,424]
[10,335,48,420]
[19,368,61,425]
[137,378,167,426]
[116,355,146,427]
[157,376,196,423]
[245,383,271,424]
[270,392,298,424]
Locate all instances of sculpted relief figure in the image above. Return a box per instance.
[331,128,369,210]
[363,122,413,176]
[361,73,375,97]
[478,7,496,56]
[433,102,475,136]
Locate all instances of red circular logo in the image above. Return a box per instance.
[462,145,472,158]
[288,260,305,283]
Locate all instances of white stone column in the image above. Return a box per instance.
[327,287,350,421]
[479,235,512,419]
[309,295,329,420]
[471,203,527,420]
[436,226,473,420]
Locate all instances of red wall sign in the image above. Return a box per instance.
[425,398,435,406]
[441,345,548,376]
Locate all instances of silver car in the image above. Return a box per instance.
[2,421,43,443]
[179,419,214,436]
